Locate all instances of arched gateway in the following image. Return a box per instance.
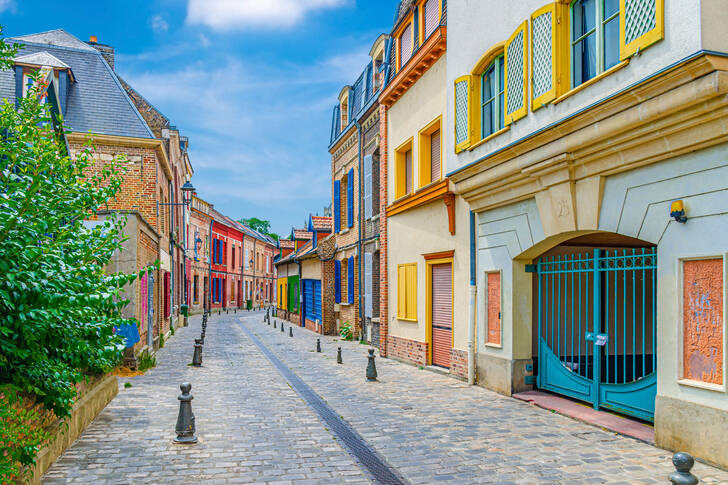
[527,233,657,421]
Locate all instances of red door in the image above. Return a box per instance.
[431,263,452,368]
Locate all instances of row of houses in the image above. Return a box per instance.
[274,0,728,468]
[1,29,277,367]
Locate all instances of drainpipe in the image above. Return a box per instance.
[169,180,175,330]
[468,211,477,385]
[207,217,214,313]
[356,119,364,341]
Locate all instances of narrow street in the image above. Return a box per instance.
[43,312,728,484]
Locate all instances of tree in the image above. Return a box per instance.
[239,217,279,241]
[0,31,146,478]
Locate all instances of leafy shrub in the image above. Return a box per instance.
[339,321,353,341]
[137,353,156,372]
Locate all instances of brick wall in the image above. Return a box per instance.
[450,349,469,379]
[387,335,428,366]
[319,237,338,335]
[378,104,389,357]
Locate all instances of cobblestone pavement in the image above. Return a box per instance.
[44,311,728,484]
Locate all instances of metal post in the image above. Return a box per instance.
[366,348,377,381]
[337,347,342,364]
[592,249,601,408]
[192,339,203,366]
[669,453,699,485]
[174,383,197,444]
[316,338,321,353]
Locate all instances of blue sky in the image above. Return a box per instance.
[0,0,396,236]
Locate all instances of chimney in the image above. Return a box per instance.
[86,35,115,70]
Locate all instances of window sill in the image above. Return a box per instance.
[553,59,630,106]
[469,126,511,151]
[338,228,352,236]
[677,379,725,393]
[397,317,418,323]
[484,342,503,349]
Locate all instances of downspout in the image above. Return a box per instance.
[169,180,175,330]
[468,211,477,385]
[356,119,364,341]
[207,217,214,313]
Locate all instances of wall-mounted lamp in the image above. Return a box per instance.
[670,199,687,223]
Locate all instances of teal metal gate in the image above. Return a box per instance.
[531,247,657,421]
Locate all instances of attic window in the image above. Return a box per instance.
[340,92,349,129]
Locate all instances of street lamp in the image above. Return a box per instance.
[158,180,195,330]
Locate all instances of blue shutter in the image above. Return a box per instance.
[348,256,354,304]
[314,280,322,321]
[334,260,341,303]
[334,180,341,233]
[347,168,354,228]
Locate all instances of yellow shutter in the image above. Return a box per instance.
[504,21,529,125]
[619,0,664,60]
[530,4,559,110]
[397,265,407,319]
[454,75,478,153]
[406,263,418,320]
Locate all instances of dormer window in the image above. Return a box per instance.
[338,88,351,130]
[399,22,413,69]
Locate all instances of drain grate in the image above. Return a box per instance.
[240,324,408,485]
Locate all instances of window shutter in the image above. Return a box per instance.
[406,264,417,320]
[531,4,559,110]
[405,150,413,194]
[454,75,477,153]
[334,260,341,303]
[504,21,529,125]
[400,22,413,66]
[620,0,664,60]
[423,0,440,39]
[347,168,354,228]
[363,155,373,220]
[348,256,355,304]
[334,180,341,232]
[164,271,170,317]
[397,265,406,318]
[364,252,373,318]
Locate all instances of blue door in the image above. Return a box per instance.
[302,279,322,326]
[530,247,657,421]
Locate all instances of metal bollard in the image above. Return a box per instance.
[316,338,321,353]
[273,320,277,329]
[289,326,293,337]
[174,383,197,444]
[281,323,284,333]
[337,347,342,364]
[669,453,699,485]
[192,339,203,366]
[366,348,377,381]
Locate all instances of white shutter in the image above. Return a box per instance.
[364,154,373,220]
[364,252,373,318]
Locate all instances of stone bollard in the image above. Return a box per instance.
[289,326,293,337]
[366,349,378,381]
[192,339,203,367]
[281,323,284,333]
[316,338,321,353]
[669,453,699,485]
[337,347,342,364]
[174,383,197,444]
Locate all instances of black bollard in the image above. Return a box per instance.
[366,348,378,381]
[273,320,277,329]
[174,383,197,444]
[669,453,699,485]
[337,347,342,364]
[316,338,321,353]
[191,339,203,366]
[289,326,293,337]
[281,323,284,333]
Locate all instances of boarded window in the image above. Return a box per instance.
[682,258,724,386]
[486,272,501,345]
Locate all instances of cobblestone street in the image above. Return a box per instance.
[44,312,728,484]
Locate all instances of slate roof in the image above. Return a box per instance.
[310,216,332,232]
[2,29,154,139]
[15,51,70,69]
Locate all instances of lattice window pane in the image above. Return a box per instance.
[454,80,469,146]
[506,30,525,115]
[532,11,553,99]
[624,0,656,44]
[401,23,413,65]
[424,0,439,39]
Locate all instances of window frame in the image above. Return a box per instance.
[480,55,505,140]
[394,137,414,200]
[419,0,443,44]
[570,0,620,88]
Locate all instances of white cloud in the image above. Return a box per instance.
[150,14,169,33]
[199,33,210,48]
[186,0,349,30]
[0,0,16,13]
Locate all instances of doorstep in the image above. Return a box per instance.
[512,390,655,444]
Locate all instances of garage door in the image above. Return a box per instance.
[431,263,452,368]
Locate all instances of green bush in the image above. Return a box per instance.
[0,29,151,478]
[137,353,156,372]
[339,321,353,341]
